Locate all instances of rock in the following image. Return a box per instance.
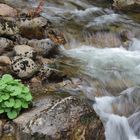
[0,48,5,55]
[14,35,29,45]
[120,30,134,42]
[46,28,66,45]
[40,57,55,65]
[0,4,17,17]
[0,120,2,138]
[19,17,48,29]
[11,56,38,78]
[0,37,14,50]
[0,18,19,36]
[14,95,104,140]
[14,45,37,59]
[113,0,140,11]
[0,0,28,9]
[19,17,48,39]
[28,38,59,58]
[30,77,41,84]
[3,122,15,135]
[0,66,11,76]
[0,56,11,65]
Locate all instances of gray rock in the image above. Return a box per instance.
[28,38,58,58]
[113,0,140,9]
[14,95,104,140]
[0,18,19,36]
[19,17,48,29]
[14,45,37,59]
[11,56,38,78]
[19,17,48,39]
[0,37,13,50]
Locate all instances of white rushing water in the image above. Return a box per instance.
[93,95,140,140]
[66,43,140,87]
[64,38,140,140]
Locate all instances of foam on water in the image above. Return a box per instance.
[66,45,140,86]
[128,38,140,51]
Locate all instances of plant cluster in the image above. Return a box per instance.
[0,74,32,119]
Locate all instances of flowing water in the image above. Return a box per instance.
[28,0,140,139]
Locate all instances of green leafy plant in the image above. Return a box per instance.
[0,74,32,119]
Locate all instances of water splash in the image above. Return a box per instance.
[93,91,140,140]
[105,115,139,140]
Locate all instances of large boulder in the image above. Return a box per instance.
[14,95,104,140]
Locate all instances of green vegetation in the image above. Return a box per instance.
[0,74,32,119]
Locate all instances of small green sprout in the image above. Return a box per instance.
[0,74,32,119]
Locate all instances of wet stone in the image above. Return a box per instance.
[45,28,66,45]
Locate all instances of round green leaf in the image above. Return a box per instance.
[25,94,32,101]
[21,101,29,108]
[0,84,6,90]
[4,108,10,113]
[7,110,18,119]
[22,87,30,93]
[1,94,10,100]
[14,99,22,108]
[11,91,20,96]
[4,98,15,107]
[0,97,2,102]
[0,109,4,114]
[2,74,13,83]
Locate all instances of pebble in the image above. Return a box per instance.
[14,45,37,59]
[0,56,11,65]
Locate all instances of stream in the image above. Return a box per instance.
[24,0,140,140]
[42,0,140,140]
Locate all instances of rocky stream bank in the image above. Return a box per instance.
[0,2,105,140]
